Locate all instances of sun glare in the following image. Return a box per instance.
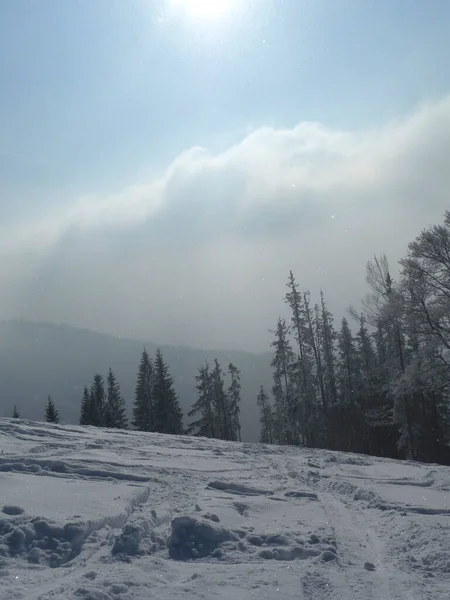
[171,0,237,20]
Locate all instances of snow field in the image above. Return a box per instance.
[0,418,449,599]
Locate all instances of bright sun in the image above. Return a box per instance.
[171,0,237,20]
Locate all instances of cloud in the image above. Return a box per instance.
[1,97,450,350]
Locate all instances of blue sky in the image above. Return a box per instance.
[2,0,449,205]
[1,0,450,350]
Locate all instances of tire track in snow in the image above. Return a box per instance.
[313,481,424,600]
[317,490,392,600]
[279,456,408,600]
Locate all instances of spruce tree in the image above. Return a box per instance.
[187,363,215,437]
[105,368,128,429]
[303,292,327,416]
[45,396,60,423]
[331,317,365,452]
[152,349,183,435]
[132,349,154,431]
[337,318,358,406]
[90,374,105,427]
[320,291,338,407]
[12,405,20,419]
[80,386,91,425]
[227,363,242,442]
[211,359,232,440]
[270,317,296,444]
[257,386,273,444]
[285,272,316,447]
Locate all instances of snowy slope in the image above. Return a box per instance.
[0,418,449,600]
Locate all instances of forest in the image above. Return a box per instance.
[11,211,450,466]
[256,211,450,465]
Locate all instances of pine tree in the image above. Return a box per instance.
[303,292,327,416]
[12,405,20,419]
[337,318,358,406]
[257,385,273,444]
[80,386,91,425]
[227,363,242,442]
[187,363,215,437]
[152,349,183,435]
[330,317,366,452]
[285,271,315,446]
[105,368,128,429]
[132,349,154,431]
[320,291,338,407]
[211,359,233,440]
[356,315,377,388]
[270,317,296,445]
[45,395,60,423]
[90,374,105,427]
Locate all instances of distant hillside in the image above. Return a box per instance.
[0,320,272,442]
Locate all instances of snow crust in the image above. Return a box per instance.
[0,417,449,599]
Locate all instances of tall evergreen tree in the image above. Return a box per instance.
[211,359,233,440]
[336,318,359,406]
[330,317,365,452]
[187,363,216,438]
[320,291,338,408]
[105,368,128,429]
[80,386,91,425]
[227,363,242,442]
[270,317,296,445]
[303,292,327,416]
[257,385,273,444]
[90,374,105,427]
[45,396,60,423]
[12,405,20,419]
[132,349,154,431]
[153,349,183,435]
[285,271,315,446]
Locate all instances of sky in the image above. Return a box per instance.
[1,0,450,352]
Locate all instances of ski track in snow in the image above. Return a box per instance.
[0,418,450,600]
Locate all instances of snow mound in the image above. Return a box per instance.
[112,518,164,557]
[0,515,87,566]
[167,513,337,565]
[169,515,237,559]
[111,508,170,558]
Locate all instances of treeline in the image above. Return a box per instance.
[9,212,450,465]
[80,349,242,439]
[257,211,450,465]
[80,348,183,434]
[9,348,243,441]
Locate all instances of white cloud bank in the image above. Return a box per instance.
[1,97,449,351]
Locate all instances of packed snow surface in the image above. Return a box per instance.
[0,418,449,599]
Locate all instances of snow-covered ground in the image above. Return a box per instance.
[0,418,449,600]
